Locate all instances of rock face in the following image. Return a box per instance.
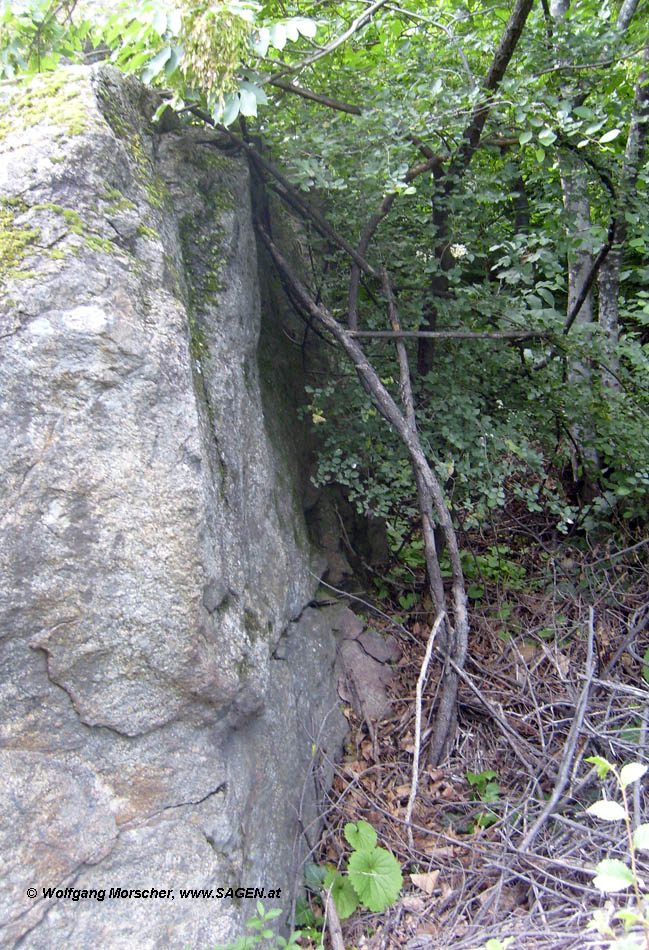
[0,66,346,949]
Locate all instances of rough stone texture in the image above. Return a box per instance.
[0,66,346,949]
[334,608,401,723]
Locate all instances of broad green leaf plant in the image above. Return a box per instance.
[306,819,403,920]
[586,757,649,950]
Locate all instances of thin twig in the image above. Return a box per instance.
[405,611,445,849]
[519,608,596,852]
[601,602,649,678]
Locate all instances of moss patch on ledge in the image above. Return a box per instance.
[0,69,89,143]
[94,75,171,213]
[32,203,125,258]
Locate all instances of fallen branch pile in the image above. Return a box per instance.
[311,539,649,950]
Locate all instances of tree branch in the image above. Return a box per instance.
[349,329,548,341]
[192,116,381,281]
[348,152,443,329]
[448,0,535,178]
[269,78,362,115]
[270,0,391,81]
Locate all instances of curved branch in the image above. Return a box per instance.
[349,329,548,341]
[270,0,391,82]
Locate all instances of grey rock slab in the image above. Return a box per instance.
[0,65,346,949]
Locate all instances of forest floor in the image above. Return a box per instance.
[304,518,649,950]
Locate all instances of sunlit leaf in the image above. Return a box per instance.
[633,824,649,851]
[587,800,626,821]
[593,859,633,892]
[294,17,317,38]
[222,92,240,126]
[620,763,647,788]
[345,820,377,851]
[239,86,258,116]
[599,127,622,144]
[251,26,270,57]
[269,22,286,50]
[141,46,171,83]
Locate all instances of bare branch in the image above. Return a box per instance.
[405,611,445,849]
[269,78,362,115]
[519,608,596,852]
[349,329,548,341]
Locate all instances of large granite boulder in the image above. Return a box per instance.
[0,65,346,949]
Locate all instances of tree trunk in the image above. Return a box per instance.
[598,44,649,390]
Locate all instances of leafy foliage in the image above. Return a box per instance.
[585,757,649,948]
[214,901,305,950]
[1,0,648,542]
[309,819,403,920]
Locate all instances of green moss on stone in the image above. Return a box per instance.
[85,234,117,254]
[137,223,160,241]
[0,69,88,143]
[0,202,40,284]
[31,202,122,257]
[101,187,137,213]
[179,214,226,311]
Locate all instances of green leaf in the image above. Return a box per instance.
[633,823,649,850]
[294,17,317,38]
[304,862,327,888]
[620,763,647,788]
[141,46,171,83]
[586,756,612,779]
[285,20,299,42]
[587,799,626,820]
[222,92,241,126]
[269,22,286,50]
[151,9,167,37]
[614,908,645,929]
[240,80,268,105]
[538,128,557,146]
[599,128,621,144]
[239,87,258,117]
[167,9,182,35]
[519,130,533,145]
[251,27,270,58]
[348,847,403,912]
[535,148,545,163]
[592,858,634,892]
[344,819,377,851]
[326,872,359,919]
[164,45,183,79]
